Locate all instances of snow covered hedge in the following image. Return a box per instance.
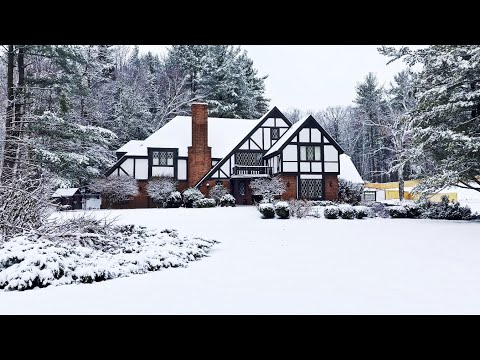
[274,201,290,219]
[258,203,275,219]
[89,175,138,208]
[164,191,182,208]
[192,198,216,208]
[0,216,218,291]
[288,200,312,218]
[324,206,340,219]
[339,205,355,219]
[219,194,236,207]
[182,188,204,208]
[147,176,178,205]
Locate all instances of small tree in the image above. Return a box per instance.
[250,176,286,203]
[182,188,204,208]
[209,184,229,205]
[89,175,138,208]
[146,176,178,205]
[338,178,364,205]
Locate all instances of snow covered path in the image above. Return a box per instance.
[1,207,480,314]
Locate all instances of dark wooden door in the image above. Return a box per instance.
[232,179,253,205]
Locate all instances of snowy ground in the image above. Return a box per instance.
[1,207,479,314]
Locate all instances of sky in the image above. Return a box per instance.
[137,45,421,112]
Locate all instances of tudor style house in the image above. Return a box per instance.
[105,102,361,207]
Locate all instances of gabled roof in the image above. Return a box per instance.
[52,188,79,198]
[122,116,261,159]
[264,115,345,157]
[116,140,143,153]
[339,154,363,183]
[194,107,291,187]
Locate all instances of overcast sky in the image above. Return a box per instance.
[138,45,421,112]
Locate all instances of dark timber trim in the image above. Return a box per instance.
[104,155,148,177]
[194,106,292,188]
[148,147,179,179]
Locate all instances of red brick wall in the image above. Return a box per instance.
[280,175,297,201]
[187,103,212,187]
[102,180,150,209]
[197,179,231,197]
[324,175,339,201]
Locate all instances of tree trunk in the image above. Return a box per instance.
[398,165,405,202]
[13,46,25,172]
[1,45,16,182]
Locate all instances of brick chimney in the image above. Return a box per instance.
[187,102,212,187]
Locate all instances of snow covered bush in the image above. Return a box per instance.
[338,178,364,205]
[258,203,275,219]
[339,205,355,219]
[219,194,236,207]
[274,201,290,219]
[0,169,55,240]
[164,191,182,208]
[388,206,408,218]
[250,176,286,203]
[419,196,473,220]
[308,200,335,207]
[288,199,312,218]
[192,198,216,208]
[146,176,178,206]
[353,206,370,219]
[209,184,229,205]
[369,202,389,218]
[182,188,204,208]
[324,206,340,219]
[89,175,138,208]
[0,215,219,291]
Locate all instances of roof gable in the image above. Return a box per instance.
[264,115,345,157]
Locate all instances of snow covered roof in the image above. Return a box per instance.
[264,117,307,157]
[124,116,261,159]
[116,140,143,153]
[339,154,363,183]
[52,188,79,198]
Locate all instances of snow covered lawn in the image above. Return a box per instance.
[1,207,479,314]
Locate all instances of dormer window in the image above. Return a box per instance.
[271,127,280,141]
[152,151,174,166]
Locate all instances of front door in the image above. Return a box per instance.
[232,179,253,205]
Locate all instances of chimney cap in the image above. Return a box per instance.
[191,101,208,106]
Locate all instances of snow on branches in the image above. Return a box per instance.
[250,176,286,203]
[89,175,138,207]
[146,176,178,204]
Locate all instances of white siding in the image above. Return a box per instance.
[311,162,322,172]
[311,128,321,142]
[240,141,249,150]
[85,197,101,210]
[264,128,271,147]
[292,136,298,142]
[300,174,322,179]
[264,118,275,127]
[135,159,149,180]
[283,162,297,172]
[324,145,338,161]
[251,129,263,149]
[300,162,310,172]
[121,158,134,176]
[324,162,339,172]
[275,118,288,127]
[323,136,330,144]
[212,160,218,166]
[280,128,288,137]
[299,128,309,142]
[283,145,297,161]
[220,162,230,177]
[250,139,261,150]
[178,159,187,180]
[152,166,174,177]
[273,156,278,174]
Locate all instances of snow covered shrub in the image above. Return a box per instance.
[89,175,138,208]
[404,203,422,218]
[250,176,286,203]
[353,206,370,219]
[308,200,334,206]
[274,201,290,219]
[0,168,55,240]
[419,196,473,220]
[338,178,364,205]
[388,206,408,218]
[182,188,204,208]
[146,176,178,206]
[192,198,216,208]
[339,205,355,219]
[288,199,312,218]
[0,214,219,291]
[209,184,229,205]
[258,203,275,219]
[369,202,389,218]
[219,194,236,207]
[324,206,340,219]
[164,191,182,208]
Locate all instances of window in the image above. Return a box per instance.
[235,152,263,166]
[271,128,280,140]
[300,146,321,161]
[300,179,322,199]
[239,181,246,196]
[152,151,174,166]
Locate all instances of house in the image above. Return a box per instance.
[105,102,362,207]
